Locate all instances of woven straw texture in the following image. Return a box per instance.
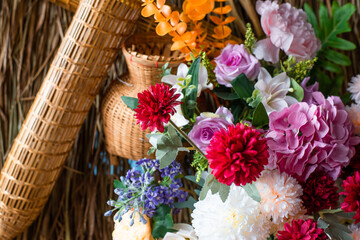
[0,0,141,239]
[102,34,185,160]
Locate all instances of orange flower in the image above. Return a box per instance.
[182,0,214,21]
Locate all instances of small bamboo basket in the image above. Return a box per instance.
[101,34,185,161]
[0,0,142,239]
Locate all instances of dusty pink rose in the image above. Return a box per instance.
[254,0,320,63]
[214,44,260,87]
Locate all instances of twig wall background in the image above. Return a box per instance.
[0,0,359,239]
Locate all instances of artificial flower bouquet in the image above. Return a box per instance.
[106,0,360,239]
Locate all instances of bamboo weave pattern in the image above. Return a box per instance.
[0,0,141,239]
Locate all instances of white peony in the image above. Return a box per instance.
[191,184,270,240]
[255,67,298,114]
[163,223,198,240]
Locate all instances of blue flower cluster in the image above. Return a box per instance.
[105,159,187,225]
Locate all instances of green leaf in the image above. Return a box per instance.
[319,59,342,73]
[252,103,269,128]
[199,174,213,200]
[214,91,240,100]
[304,3,320,36]
[114,180,125,189]
[185,175,205,187]
[147,125,184,169]
[231,74,254,100]
[181,57,201,118]
[319,4,331,39]
[327,37,356,50]
[324,49,351,66]
[229,100,245,124]
[218,184,230,202]
[174,196,197,209]
[121,96,138,110]
[289,79,304,102]
[242,183,261,202]
[152,205,175,239]
[317,218,330,229]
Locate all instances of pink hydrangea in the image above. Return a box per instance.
[266,92,360,182]
[254,0,320,63]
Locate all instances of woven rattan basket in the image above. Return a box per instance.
[101,34,185,161]
[0,0,141,238]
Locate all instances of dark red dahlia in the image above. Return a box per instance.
[301,172,339,215]
[205,123,268,186]
[134,83,181,133]
[340,171,360,223]
[277,219,328,240]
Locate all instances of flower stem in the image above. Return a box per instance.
[169,120,207,159]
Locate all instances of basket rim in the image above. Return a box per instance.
[122,34,185,68]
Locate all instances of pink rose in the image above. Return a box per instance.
[254,0,320,63]
[214,44,260,87]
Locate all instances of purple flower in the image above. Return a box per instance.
[188,107,234,153]
[301,77,319,104]
[214,44,260,87]
[266,93,360,181]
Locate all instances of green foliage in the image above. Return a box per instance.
[114,180,125,189]
[121,96,138,110]
[246,89,262,108]
[181,57,201,119]
[289,79,304,102]
[304,1,356,95]
[231,74,255,100]
[147,124,189,169]
[173,196,197,210]
[199,173,230,202]
[282,55,318,82]
[191,151,209,182]
[152,205,176,239]
[252,103,269,128]
[242,183,261,202]
[245,23,256,53]
[200,51,216,86]
[159,62,172,78]
[317,210,355,240]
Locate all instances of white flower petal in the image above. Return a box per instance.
[162,74,179,86]
[177,63,189,78]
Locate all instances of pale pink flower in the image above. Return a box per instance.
[348,74,360,104]
[254,0,320,63]
[346,104,360,136]
[255,169,306,233]
[254,67,298,114]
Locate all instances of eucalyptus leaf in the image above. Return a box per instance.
[174,196,197,209]
[199,174,215,200]
[185,175,205,187]
[219,184,230,202]
[317,218,330,229]
[114,180,125,189]
[121,96,138,110]
[242,183,261,202]
[152,205,175,239]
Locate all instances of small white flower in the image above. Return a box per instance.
[191,184,270,240]
[348,74,360,104]
[163,223,198,240]
[255,67,298,114]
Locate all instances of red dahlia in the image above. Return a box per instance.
[277,219,327,240]
[206,123,268,186]
[301,172,339,215]
[340,171,360,223]
[134,83,181,133]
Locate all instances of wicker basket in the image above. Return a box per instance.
[101,34,185,161]
[0,0,141,239]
